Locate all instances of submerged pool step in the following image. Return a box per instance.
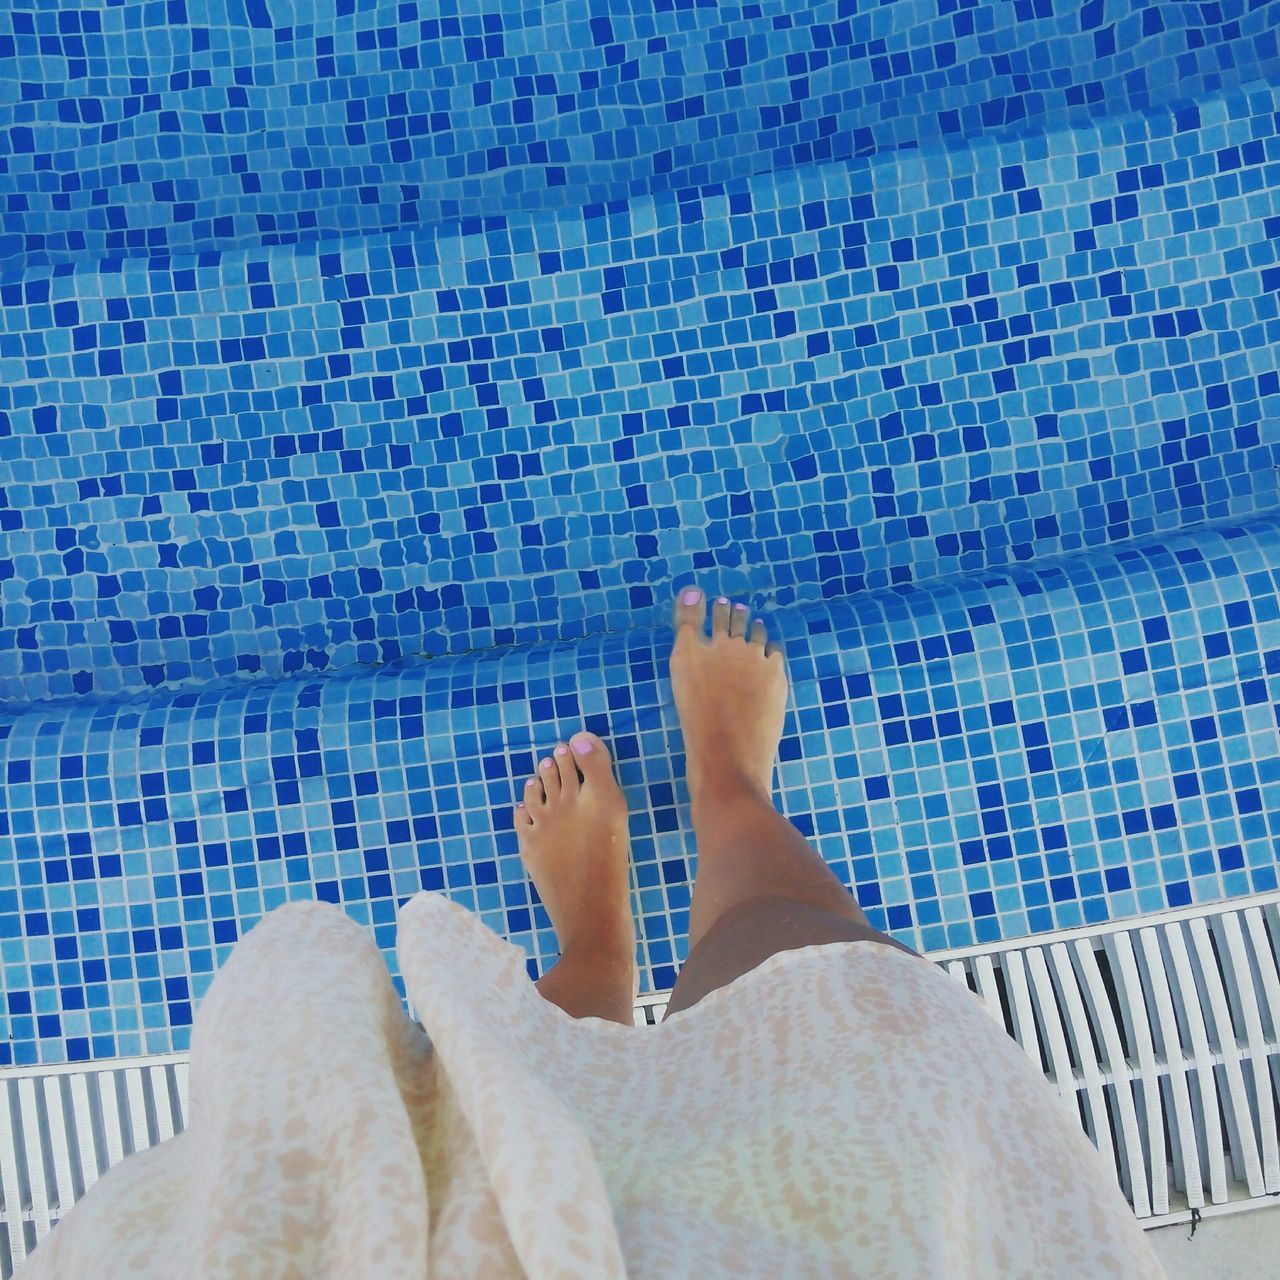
[4,891,1279,1276]
[2,509,1279,1069]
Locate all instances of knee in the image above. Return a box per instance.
[199,897,389,1030]
[235,897,370,963]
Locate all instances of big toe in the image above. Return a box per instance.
[569,731,614,783]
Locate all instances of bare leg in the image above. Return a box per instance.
[513,733,638,1025]
[665,589,912,1017]
[532,944,635,1026]
[685,774,870,948]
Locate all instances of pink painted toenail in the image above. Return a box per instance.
[571,736,593,754]
[717,596,729,604]
[733,603,748,611]
[681,588,701,605]
[516,801,524,809]
[554,745,569,756]
[540,758,552,770]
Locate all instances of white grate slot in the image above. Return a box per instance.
[0,1084,25,1269]
[970,953,1007,1030]
[1137,924,1203,1208]
[1069,937,1151,1217]
[95,1072,125,1170]
[944,960,972,1007]
[123,1069,149,1156]
[1215,912,1280,1192]
[1162,923,1228,1203]
[173,1063,191,1130]
[999,948,1046,1075]
[16,1079,49,1241]
[1249,907,1280,1037]
[1187,917,1263,1196]
[149,1067,175,1145]
[41,1077,76,1219]
[1105,929,1168,1216]
[66,1074,100,1198]
[1023,947,1077,1100]
[1044,942,1119,1176]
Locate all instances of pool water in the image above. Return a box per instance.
[2,1,1280,1066]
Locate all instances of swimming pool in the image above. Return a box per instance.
[3,0,1280,1066]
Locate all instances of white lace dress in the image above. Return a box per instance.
[19,895,1164,1279]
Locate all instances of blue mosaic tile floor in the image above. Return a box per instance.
[2,3,1280,1066]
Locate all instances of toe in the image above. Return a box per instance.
[514,799,534,828]
[729,601,750,638]
[553,743,579,795]
[750,618,767,647]
[570,731,613,783]
[538,754,560,801]
[673,585,706,638]
[711,595,732,636]
[524,775,545,814]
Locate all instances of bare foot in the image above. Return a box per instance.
[669,588,788,811]
[514,732,637,989]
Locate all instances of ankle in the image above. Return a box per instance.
[537,947,636,1024]
[689,765,774,821]
[556,925,636,970]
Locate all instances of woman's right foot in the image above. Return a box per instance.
[669,588,788,811]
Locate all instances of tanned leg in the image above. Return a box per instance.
[665,588,913,1018]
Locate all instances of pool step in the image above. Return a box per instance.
[3,508,1279,1068]
[4,891,1280,1276]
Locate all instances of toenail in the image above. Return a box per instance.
[733,602,748,611]
[571,735,593,754]
[554,745,569,756]
[717,596,729,604]
[681,588,701,605]
[516,801,524,809]
[526,778,538,786]
[540,758,553,770]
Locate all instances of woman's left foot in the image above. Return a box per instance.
[514,732,638,994]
